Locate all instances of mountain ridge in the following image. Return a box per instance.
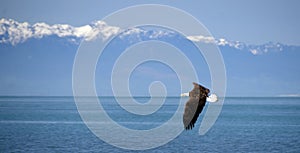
[1,18,299,56]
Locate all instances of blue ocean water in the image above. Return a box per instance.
[0,96,299,152]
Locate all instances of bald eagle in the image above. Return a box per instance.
[183,82,217,130]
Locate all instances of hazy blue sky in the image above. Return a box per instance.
[0,1,299,97]
[1,0,300,45]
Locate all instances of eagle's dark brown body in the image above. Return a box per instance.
[183,82,210,130]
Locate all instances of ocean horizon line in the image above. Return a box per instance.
[0,95,299,98]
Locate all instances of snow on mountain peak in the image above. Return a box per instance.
[0,18,296,55]
[0,18,120,45]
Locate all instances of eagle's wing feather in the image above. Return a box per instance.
[183,83,207,130]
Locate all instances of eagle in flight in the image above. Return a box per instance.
[183,82,217,130]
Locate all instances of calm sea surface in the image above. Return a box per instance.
[0,96,299,152]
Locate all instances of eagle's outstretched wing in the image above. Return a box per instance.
[183,82,210,130]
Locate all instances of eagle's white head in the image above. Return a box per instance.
[207,94,218,102]
[180,92,218,102]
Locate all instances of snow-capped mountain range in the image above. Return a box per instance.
[0,18,120,45]
[0,18,299,97]
[0,18,298,55]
